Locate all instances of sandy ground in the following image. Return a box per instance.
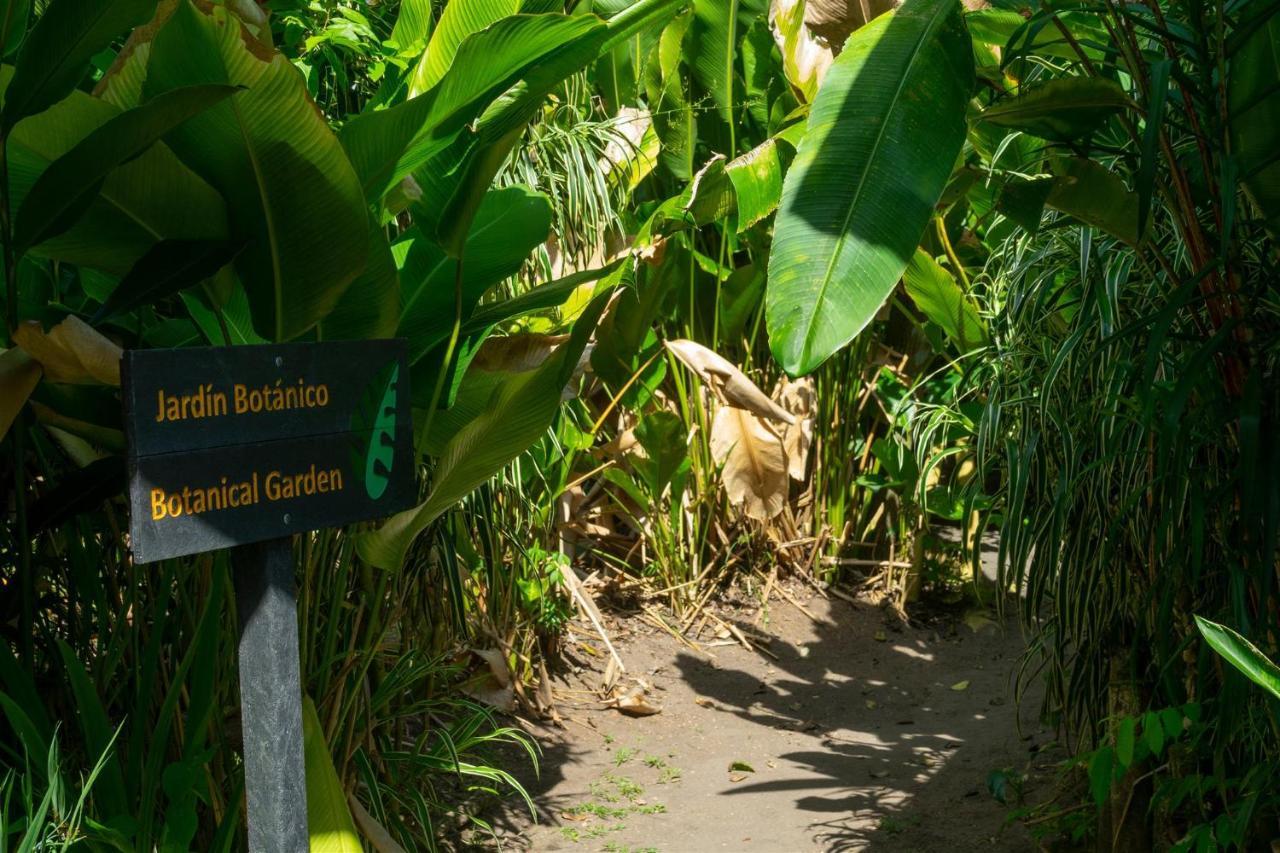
[477,584,1058,853]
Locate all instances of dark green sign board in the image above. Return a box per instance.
[123,340,415,563]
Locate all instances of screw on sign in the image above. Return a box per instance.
[122,340,414,852]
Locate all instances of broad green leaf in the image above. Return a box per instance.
[463,259,626,334]
[416,0,684,254]
[181,284,266,346]
[1142,710,1164,756]
[319,221,401,341]
[0,0,29,58]
[1195,615,1280,701]
[1229,13,1280,237]
[342,13,602,206]
[686,0,745,125]
[981,77,1130,142]
[302,697,361,853]
[1088,746,1113,807]
[965,9,1105,63]
[1045,157,1141,245]
[358,294,609,570]
[389,0,433,55]
[14,84,238,254]
[143,0,368,341]
[772,0,829,102]
[726,136,785,231]
[0,0,153,132]
[644,9,696,180]
[996,174,1054,233]
[1,68,229,273]
[1115,716,1136,768]
[92,238,245,323]
[407,0,519,97]
[397,186,552,364]
[766,0,973,376]
[903,249,988,352]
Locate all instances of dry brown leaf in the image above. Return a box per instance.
[610,683,662,717]
[665,339,794,424]
[710,406,788,521]
[470,648,512,687]
[13,317,121,385]
[470,333,569,374]
[803,0,899,48]
[774,376,815,482]
[462,682,515,713]
[0,348,42,441]
[348,793,408,853]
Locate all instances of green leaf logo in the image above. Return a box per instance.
[351,362,399,500]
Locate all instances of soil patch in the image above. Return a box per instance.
[478,587,1060,852]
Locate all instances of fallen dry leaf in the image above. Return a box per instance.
[349,792,408,853]
[774,376,815,481]
[471,648,512,687]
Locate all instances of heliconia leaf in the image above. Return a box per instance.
[341,13,603,206]
[142,0,369,341]
[981,77,1130,142]
[1,68,230,274]
[91,238,246,324]
[1195,615,1280,701]
[902,249,988,352]
[302,696,362,853]
[14,84,239,254]
[319,220,401,341]
[766,0,973,376]
[397,186,552,364]
[357,294,610,570]
[686,0,744,125]
[1045,157,1141,245]
[726,137,785,231]
[0,0,155,132]
[388,0,433,56]
[407,0,519,97]
[1229,13,1280,238]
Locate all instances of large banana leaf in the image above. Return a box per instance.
[1230,13,1280,238]
[341,13,602,207]
[407,0,519,97]
[1045,157,1140,245]
[0,0,154,132]
[14,84,238,254]
[1,69,229,274]
[980,77,1129,142]
[357,294,609,570]
[765,0,973,376]
[141,0,368,342]
[396,185,552,364]
[412,0,685,255]
[319,221,401,341]
[686,0,748,125]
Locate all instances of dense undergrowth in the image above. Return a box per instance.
[0,0,1276,849]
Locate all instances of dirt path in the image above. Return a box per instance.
[483,589,1054,852]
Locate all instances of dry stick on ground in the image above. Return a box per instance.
[752,567,820,622]
[560,567,626,674]
[643,605,714,659]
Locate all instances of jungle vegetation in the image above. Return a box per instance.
[0,0,1276,849]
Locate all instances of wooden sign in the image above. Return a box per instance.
[123,340,415,563]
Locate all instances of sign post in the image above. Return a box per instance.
[122,340,414,852]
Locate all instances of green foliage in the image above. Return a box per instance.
[765,0,974,375]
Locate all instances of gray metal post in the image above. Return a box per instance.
[232,538,309,853]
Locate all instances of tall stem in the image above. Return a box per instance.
[1,131,33,667]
